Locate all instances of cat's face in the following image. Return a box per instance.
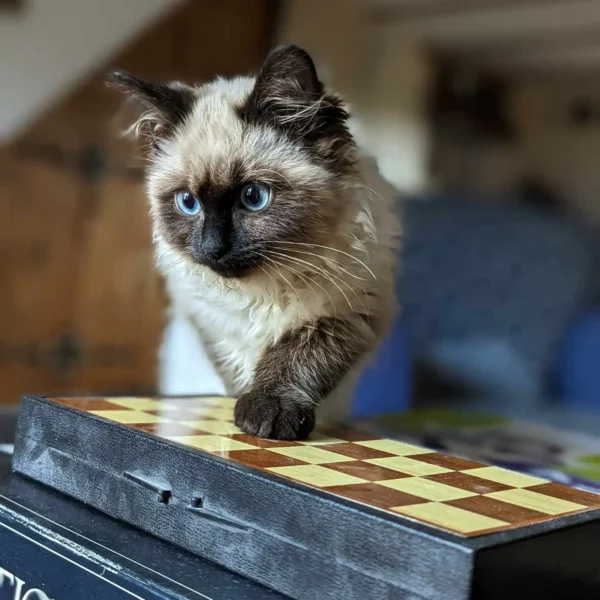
[113,46,357,279]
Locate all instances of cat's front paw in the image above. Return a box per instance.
[234,391,315,441]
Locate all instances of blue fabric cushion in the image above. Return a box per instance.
[556,311,600,408]
[399,197,594,399]
[353,321,412,417]
[428,336,540,399]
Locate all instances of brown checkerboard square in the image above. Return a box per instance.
[412,453,483,471]
[315,426,378,442]
[425,472,511,494]
[53,398,126,411]
[323,461,407,482]
[318,443,394,460]
[448,495,547,524]
[227,449,307,468]
[528,483,600,506]
[326,482,428,509]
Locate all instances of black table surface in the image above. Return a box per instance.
[0,411,285,600]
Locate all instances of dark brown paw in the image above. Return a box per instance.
[234,391,315,440]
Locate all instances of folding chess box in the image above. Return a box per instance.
[12,395,600,600]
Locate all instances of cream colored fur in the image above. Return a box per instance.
[152,76,399,420]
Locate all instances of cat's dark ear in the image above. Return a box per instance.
[243,45,351,152]
[109,71,195,144]
[244,45,327,127]
[253,44,324,104]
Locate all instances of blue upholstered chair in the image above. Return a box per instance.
[353,195,600,416]
[352,319,411,417]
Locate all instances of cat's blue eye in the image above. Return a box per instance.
[175,190,201,216]
[240,183,271,212]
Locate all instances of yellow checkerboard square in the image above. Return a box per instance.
[268,465,365,487]
[487,489,585,515]
[393,502,507,534]
[269,445,356,465]
[466,467,548,488]
[356,439,431,456]
[107,398,165,411]
[380,477,476,502]
[195,396,237,407]
[169,435,255,452]
[182,420,241,435]
[365,456,451,476]
[301,432,346,446]
[187,407,235,421]
[90,410,171,424]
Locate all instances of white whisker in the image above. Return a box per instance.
[268,254,338,318]
[271,251,370,316]
[270,241,376,279]
[282,247,368,281]
[254,252,303,310]
[257,263,276,285]
[269,250,356,312]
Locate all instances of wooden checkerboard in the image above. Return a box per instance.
[51,395,600,537]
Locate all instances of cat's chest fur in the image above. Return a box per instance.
[163,258,323,394]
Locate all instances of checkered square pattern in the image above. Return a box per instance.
[51,395,600,537]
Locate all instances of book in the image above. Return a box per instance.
[0,450,281,600]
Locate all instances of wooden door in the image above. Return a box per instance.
[0,0,277,404]
[0,154,84,400]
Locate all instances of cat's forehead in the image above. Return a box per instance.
[158,76,329,191]
[178,76,254,147]
[197,76,256,111]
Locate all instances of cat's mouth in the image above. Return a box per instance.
[199,253,259,279]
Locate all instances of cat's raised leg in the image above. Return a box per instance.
[234,315,373,440]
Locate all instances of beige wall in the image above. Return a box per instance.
[467,79,600,222]
[279,0,433,193]
[427,73,600,224]
[0,0,184,141]
[513,79,600,222]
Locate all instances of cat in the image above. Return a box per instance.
[112,44,399,440]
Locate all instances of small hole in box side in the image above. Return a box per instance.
[191,497,203,509]
[158,490,171,505]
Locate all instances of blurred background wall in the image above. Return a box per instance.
[1,0,600,410]
[0,0,185,140]
[280,0,433,192]
[0,0,275,404]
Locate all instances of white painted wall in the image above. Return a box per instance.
[512,80,600,223]
[436,78,600,224]
[0,0,184,141]
[279,0,433,193]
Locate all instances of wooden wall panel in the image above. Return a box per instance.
[0,0,278,404]
[0,157,84,400]
[70,178,165,393]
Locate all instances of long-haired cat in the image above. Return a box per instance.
[112,45,398,440]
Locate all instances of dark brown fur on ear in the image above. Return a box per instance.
[234,315,374,440]
[254,44,324,102]
[240,45,355,171]
[109,71,195,144]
